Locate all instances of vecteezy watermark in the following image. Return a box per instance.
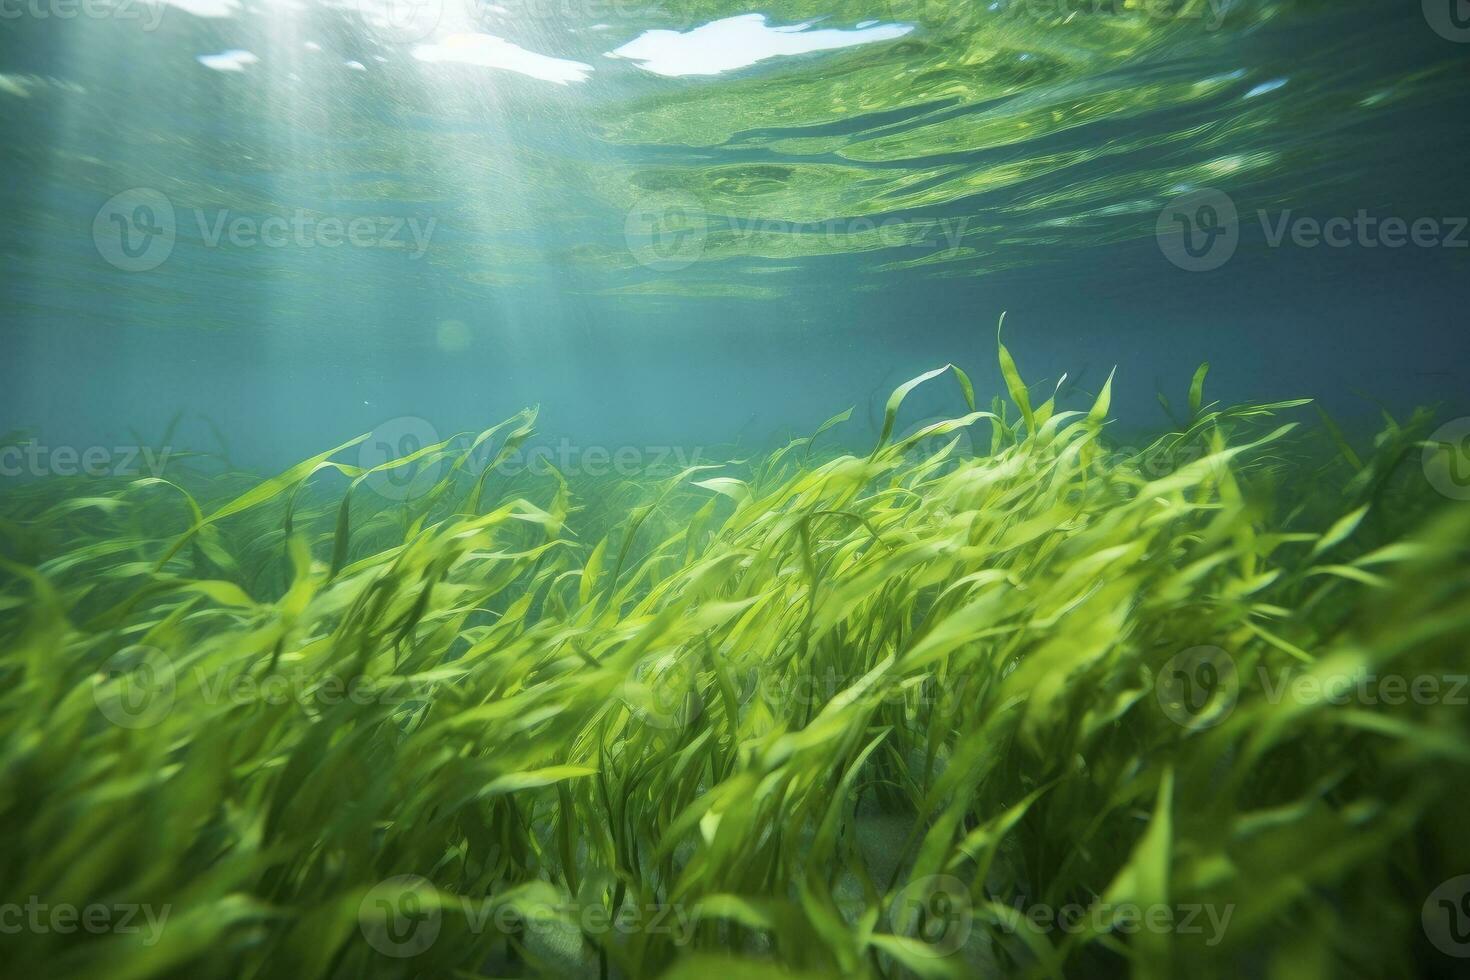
[1256,210,1469,251]
[1423,0,1470,43]
[0,898,171,945]
[623,194,974,272]
[0,0,166,29]
[1156,645,1239,730]
[1158,189,1469,271]
[990,896,1234,946]
[624,194,708,272]
[889,875,973,958]
[1424,875,1470,958]
[0,441,172,479]
[93,188,437,272]
[190,669,425,713]
[1156,645,1469,729]
[865,893,1234,960]
[360,876,442,958]
[360,416,705,502]
[357,875,695,958]
[1423,417,1470,501]
[505,440,704,478]
[1155,189,1240,272]
[1257,667,1468,708]
[92,646,176,729]
[360,417,446,502]
[620,650,697,731]
[92,657,433,730]
[93,188,175,272]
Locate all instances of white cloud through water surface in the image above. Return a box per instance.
[185,7,912,86]
[412,34,594,85]
[608,14,914,78]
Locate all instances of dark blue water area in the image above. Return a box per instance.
[2,1,1468,474]
[4,218,1465,473]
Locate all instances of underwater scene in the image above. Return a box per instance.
[3,1,1470,977]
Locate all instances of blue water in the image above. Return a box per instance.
[3,1,1468,470]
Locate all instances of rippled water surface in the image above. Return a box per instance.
[2,1,1468,458]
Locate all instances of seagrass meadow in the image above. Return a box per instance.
[3,338,1469,979]
[6,0,1470,978]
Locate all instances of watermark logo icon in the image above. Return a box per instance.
[94,188,175,272]
[93,645,175,729]
[625,193,708,272]
[1156,645,1238,730]
[1156,188,1238,271]
[1423,417,1470,501]
[0,0,169,30]
[360,417,444,501]
[1423,875,1470,957]
[619,650,696,731]
[1424,0,1470,41]
[359,875,442,957]
[359,0,444,44]
[889,874,972,957]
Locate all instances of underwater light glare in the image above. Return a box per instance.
[162,0,240,17]
[196,49,260,72]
